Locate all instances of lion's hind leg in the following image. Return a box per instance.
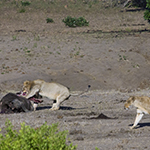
[50,93,69,111]
[131,109,144,129]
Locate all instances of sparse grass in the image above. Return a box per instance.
[75,51,80,56]
[1,64,12,74]
[34,34,40,41]
[118,54,127,61]
[12,35,17,41]
[70,50,84,58]
[19,8,26,13]
[133,64,140,68]
[33,43,37,48]
[0,0,111,14]
[23,47,32,56]
[57,51,61,55]
[0,0,146,37]
[46,18,54,23]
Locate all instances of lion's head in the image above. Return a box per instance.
[124,96,135,110]
[22,80,33,96]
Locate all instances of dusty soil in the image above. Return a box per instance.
[0,2,150,149]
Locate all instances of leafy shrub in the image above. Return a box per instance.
[46,18,54,23]
[19,8,26,13]
[62,16,89,27]
[21,1,31,6]
[144,0,150,22]
[0,120,77,150]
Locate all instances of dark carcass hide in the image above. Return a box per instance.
[0,93,34,113]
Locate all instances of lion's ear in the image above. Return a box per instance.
[23,80,30,86]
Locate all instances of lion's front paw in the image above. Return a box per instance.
[130,126,135,129]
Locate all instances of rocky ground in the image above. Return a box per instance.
[0,1,150,149]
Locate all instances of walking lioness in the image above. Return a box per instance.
[124,96,150,129]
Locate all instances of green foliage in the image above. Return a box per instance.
[46,18,54,23]
[62,16,89,27]
[144,0,150,22]
[18,1,31,13]
[0,120,77,150]
[12,35,17,41]
[21,1,31,6]
[118,54,127,61]
[19,8,26,13]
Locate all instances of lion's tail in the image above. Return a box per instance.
[70,85,91,96]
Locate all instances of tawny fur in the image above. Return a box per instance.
[22,79,70,111]
[124,96,150,129]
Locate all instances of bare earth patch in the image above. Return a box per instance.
[0,3,150,149]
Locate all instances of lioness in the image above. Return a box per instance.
[22,79,90,111]
[124,96,150,129]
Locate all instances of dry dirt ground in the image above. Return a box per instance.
[1,2,150,149]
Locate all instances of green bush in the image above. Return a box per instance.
[21,1,31,6]
[62,16,89,27]
[144,0,150,22]
[0,120,76,150]
[46,18,54,23]
[19,8,26,13]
